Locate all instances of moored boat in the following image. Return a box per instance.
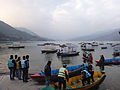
[42,72,106,90]
[96,58,120,65]
[41,49,58,53]
[30,65,82,83]
[57,52,79,57]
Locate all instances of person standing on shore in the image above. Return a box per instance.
[7,55,16,80]
[21,56,28,82]
[26,55,30,79]
[44,61,52,86]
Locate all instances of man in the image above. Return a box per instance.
[26,55,29,79]
[44,61,52,86]
[20,56,28,82]
[81,69,91,86]
[7,55,16,80]
[58,64,69,90]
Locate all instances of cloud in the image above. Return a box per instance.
[0,0,120,39]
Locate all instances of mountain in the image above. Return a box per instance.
[15,27,38,36]
[0,20,50,41]
[72,29,120,41]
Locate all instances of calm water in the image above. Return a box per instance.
[0,41,120,90]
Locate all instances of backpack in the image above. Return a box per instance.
[8,59,14,68]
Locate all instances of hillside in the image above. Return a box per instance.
[72,29,120,41]
[0,21,49,41]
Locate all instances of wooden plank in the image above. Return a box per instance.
[66,84,72,89]
[72,81,81,87]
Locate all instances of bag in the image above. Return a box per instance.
[8,59,14,68]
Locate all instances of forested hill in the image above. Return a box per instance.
[0,20,49,41]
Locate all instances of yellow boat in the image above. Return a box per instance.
[41,72,106,90]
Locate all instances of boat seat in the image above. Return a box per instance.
[78,79,82,82]
[72,81,81,87]
[66,84,72,89]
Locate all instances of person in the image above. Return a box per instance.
[58,64,69,90]
[82,51,88,62]
[88,53,93,64]
[20,56,28,82]
[99,55,105,73]
[82,60,89,71]
[26,55,29,79]
[88,63,94,82]
[81,69,91,86]
[14,55,19,78]
[44,61,52,86]
[7,55,16,80]
[16,57,21,80]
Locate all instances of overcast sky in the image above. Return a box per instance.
[0,0,120,40]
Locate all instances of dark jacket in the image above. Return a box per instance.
[44,64,51,76]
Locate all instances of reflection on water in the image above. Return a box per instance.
[0,41,120,90]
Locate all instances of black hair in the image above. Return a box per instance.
[47,61,51,65]
[10,55,13,59]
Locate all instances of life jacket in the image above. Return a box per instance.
[16,61,20,69]
[21,60,26,68]
[58,67,67,78]
[8,59,14,68]
[83,70,91,78]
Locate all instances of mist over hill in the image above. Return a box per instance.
[0,20,50,41]
[72,29,120,41]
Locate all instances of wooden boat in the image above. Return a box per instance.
[8,46,25,48]
[96,58,120,65]
[82,48,94,51]
[101,47,107,49]
[30,65,82,83]
[57,52,79,57]
[41,72,106,90]
[41,49,58,53]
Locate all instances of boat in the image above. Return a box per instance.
[41,45,58,53]
[96,58,120,65]
[57,52,79,57]
[30,65,82,83]
[82,48,94,51]
[41,49,58,53]
[41,72,106,90]
[101,47,107,49]
[113,46,120,57]
[8,42,25,49]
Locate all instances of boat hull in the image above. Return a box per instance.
[57,52,79,57]
[42,72,106,90]
[30,65,82,83]
[96,58,120,65]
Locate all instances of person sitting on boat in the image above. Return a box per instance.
[82,60,89,71]
[88,63,94,82]
[58,64,69,90]
[44,61,52,86]
[81,69,91,86]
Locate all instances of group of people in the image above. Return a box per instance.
[7,55,29,82]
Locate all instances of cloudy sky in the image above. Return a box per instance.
[0,0,120,40]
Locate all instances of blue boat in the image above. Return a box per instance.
[96,58,120,65]
[30,65,82,83]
